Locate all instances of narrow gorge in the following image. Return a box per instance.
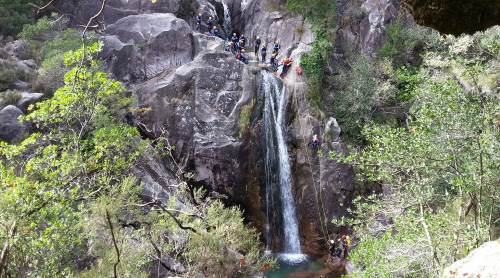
[0,0,498,277]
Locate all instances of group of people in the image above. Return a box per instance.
[195,13,295,78]
[329,234,351,259]
[196,13,222,37]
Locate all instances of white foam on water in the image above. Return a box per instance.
[277,253,308,265]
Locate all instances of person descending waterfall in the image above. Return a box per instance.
[260,46,267,63]
[255,36,261,55]
[308,134,321,150]
[196,13,202,31]
[207,16,214,31]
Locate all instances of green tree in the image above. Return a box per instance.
[335,27,500,277]
[0,0,44,36]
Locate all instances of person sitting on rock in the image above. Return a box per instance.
[237,49,248,64]
[260,46,267,63]
[196,13,202,31]
[255,36,261,55]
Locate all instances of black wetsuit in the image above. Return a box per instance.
[260,47,267,62]
[255,38,261,54]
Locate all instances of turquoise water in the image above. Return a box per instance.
[265,257,326,278]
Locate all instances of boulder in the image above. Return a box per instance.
[0,105,27,143]
[55,0,199,26]
[4,40,29,59]
[17,92,44,112]
[443,240,500,278]
[103,13,195,82]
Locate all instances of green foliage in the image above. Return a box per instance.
[337,29,499,277]
[1,41,270,277]
[301,26,333,107]
[332,55,378,138]
[0,90,22,109]
[0,62,32,91]
[379,19,441,66]
[238,99,255,138]
[0,42,146,276]
[0,0,44,36]
[286,0,336,109]
[19,17,53,40]
[393,66,421,102]
[22,18,89,95]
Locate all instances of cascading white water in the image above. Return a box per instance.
[221,0,232,35]
[262,71,307,264]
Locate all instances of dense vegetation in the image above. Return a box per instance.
[286,0,336,107]
[332,26,499,277]
[0,0,44,37]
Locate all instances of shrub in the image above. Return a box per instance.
[238,99,255,138]
[379,19,441,66]
[0,62,32,91]
[0,89,22,109]
[0,0,45,36]
[286,0,337,109]
[333,55,378,138]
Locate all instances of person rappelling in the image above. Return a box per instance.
[255,36,261,55]
[308,134,321,150]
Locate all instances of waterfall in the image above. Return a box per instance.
[262,71,307,264]
[221,0,232,35]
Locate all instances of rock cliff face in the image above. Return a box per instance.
[95,0,399,256]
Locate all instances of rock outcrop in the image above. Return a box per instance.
[406,0,500,35]
[134,39,256,195]
[0,105,27,143]
[443,240,500,278]
[103,13,195,82]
